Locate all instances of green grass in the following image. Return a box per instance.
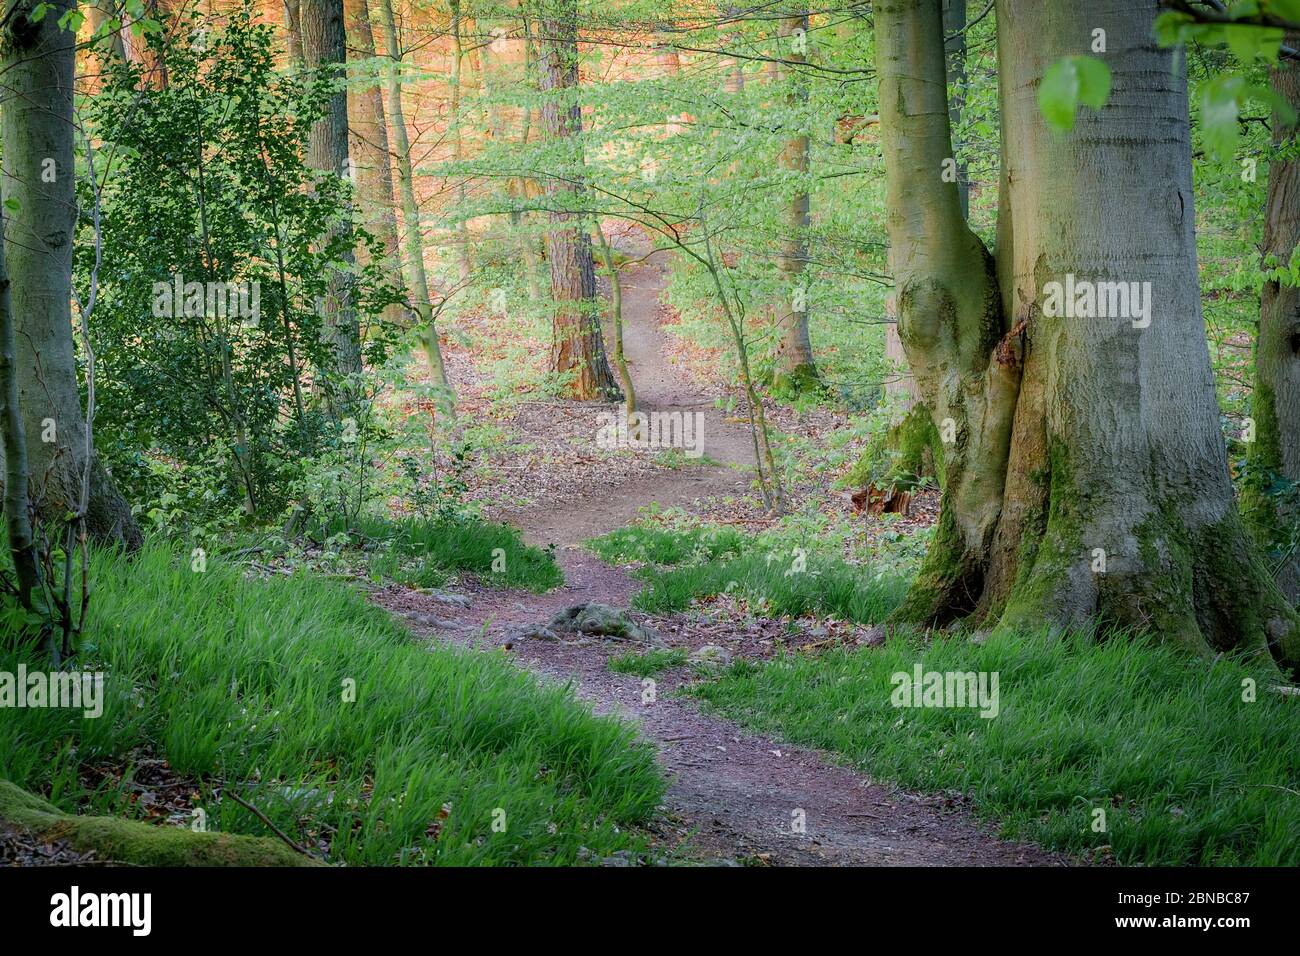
[630,552,906,622]
[328,514,563,592]
[0,542,662,865]
[586,522,747,567]
[609,648,690,677]
[587,521,907,623]
[692,630,1300,866]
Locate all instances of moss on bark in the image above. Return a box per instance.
[0,780,320,867]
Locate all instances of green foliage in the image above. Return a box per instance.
[0,543,659,865]
[1038,56,1112,132]
[694,630,1300,866]
[80,4,401,524]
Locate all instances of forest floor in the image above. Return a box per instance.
[372,239,1068,867]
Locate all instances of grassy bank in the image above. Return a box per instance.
[692,630,1300,866]
[587,520,907,623]
[0,541,661,865]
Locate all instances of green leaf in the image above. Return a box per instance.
[1038,56,1112,132]
[1075,56,1112,110]
[1201,75,1245,160]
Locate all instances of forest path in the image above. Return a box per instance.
[373,245,1065,866]
[503,244,757,549]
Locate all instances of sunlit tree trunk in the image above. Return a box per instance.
[86,0,126,60]
[284,0,305,65]
[448,0,474,283]
[771,12,819,392]
[375,0,457,421]
[303,0,365,387]
[537,0,620,401]
[0,0,140,549]
[345,0,405,327]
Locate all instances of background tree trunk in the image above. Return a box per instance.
[344,0,405,327]
[375,0,457,421]
[284,0,305,66]
[448,0,474,284]
[537,0,620,401]
[1244,37,1300,605]
[0,0,140,549]
[771,12,819,392]
[303,0,365,388]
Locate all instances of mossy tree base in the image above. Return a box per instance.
[0,780,319,867]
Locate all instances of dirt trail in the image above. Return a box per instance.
[375,246,1066,866]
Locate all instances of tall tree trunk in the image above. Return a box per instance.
[1245,37,1300,605]
[876,0,1300,666]
[771,13,819,392]
[285,0,305,66]
[345,0,405,327]
[884,0,969,474]
[537,0,620,401]
[942,0,969,219]
[0,216,41,606]
[448,0,474,284]
[302,0,365,390]
[0,0,141,549]
[86,0,126,60]
[374,0,457,421]
[876,0,1014,624]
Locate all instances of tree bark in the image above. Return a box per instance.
[1244,36,1300,606]
[374,0,456,421]
[344,0,404,327]
[447,0,474,284]
[876,0,1016,624]
[86,0,126,61]
[771,12,819,392]
[537,0,620,401]
[0,0,141,550]
[876,0,1300,666]
[0,213,41,606]
[302,0,365,386]
[285,0,305,66]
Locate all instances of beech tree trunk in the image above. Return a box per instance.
[875,0,1300,667]
[771,12,819,392]
[0,213,41,606]
[303,0,365,386]
[374,0,456,421]
[537,0,620,401]
[1244,39,1300,606]
[0,0,140,549]
[344,0,404,327]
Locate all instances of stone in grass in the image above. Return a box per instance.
[505,624,560,646]
[546,603,662,644]
[689,644,732,668]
